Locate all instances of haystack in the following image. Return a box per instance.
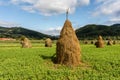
[91,41,94,44]
[20,37,32,48]
[95,35,104,48]
[107,39,113,45]
[56,20,81,66]
[113,40,116,45]
[84,40,88,44]
[45,38,52,47]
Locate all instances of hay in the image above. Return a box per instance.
[20,37,32,48]
[113,40,116,45]
[107,39,113,45]
[91,41,94,44]
[95,35,104,48]
[56,20,81,67]
[45,38,52,47]
[84,40,88,44]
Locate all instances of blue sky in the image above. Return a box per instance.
[0,0,120,35]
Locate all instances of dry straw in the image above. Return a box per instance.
[45,38,52,47]
[107,39,113,45]
[91,41,94,44]
[113,40,116,45]
[20,37,32,48]
[95,35,104,48]
[56,20,81,66]
[84,40,88,44]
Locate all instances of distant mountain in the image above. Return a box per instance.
[1,24,120,40]
[0,26,55,39]
[75,24,120,40]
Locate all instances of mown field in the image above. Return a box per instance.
[0,40,120,80]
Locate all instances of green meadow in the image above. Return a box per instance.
[0,41,120,80]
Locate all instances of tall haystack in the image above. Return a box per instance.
[20,37,32,48]
[95,35,104,48]
[56,20,81,66]
[45,38,52,47]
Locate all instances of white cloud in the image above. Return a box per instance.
[109,18,120,22]
[106,17,120,24]
[0,20,20,27]
[41,24,78,35]
[93,0,120,24]
[93,0,120,16]
[48,27,62,31]
[41,27,62,35]
[9,0,90,16]
[21,6,35,13]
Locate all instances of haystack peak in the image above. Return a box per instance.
[60,19,74,36]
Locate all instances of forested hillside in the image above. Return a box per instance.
[0,24,120,40]
[0,26,54,39]
[76,24,120,40]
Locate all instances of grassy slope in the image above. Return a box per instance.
[0,43,120,80]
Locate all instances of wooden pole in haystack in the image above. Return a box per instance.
[56,9,81,67]
[66,8,69,20]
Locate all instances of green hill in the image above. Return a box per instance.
[76,24,120,40]
[0,26,55,39]
[1,24,120,40]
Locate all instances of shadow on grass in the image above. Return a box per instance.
[39,54,57,63]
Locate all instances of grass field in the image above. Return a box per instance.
[0,41,120,80]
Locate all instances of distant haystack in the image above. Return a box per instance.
[91,41,94,44]
[95,35,104,48]
[56,20,81,66]
[20,37,32,48]
[84,40,88,44]
[113,40,116,45]
[45,38,52,47]
[107,39,113,45]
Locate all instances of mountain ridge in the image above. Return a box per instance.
[75,24,120,40]
[0,23,120,40]
[0,26,55,39]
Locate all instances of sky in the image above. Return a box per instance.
[0,0,120,35]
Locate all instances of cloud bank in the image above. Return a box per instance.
[0,20,20,27]
[10,0,90,16]
[9,0,120,23]
[93,0,120,24]
[41,27,62,36]
[94,0,120,16]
